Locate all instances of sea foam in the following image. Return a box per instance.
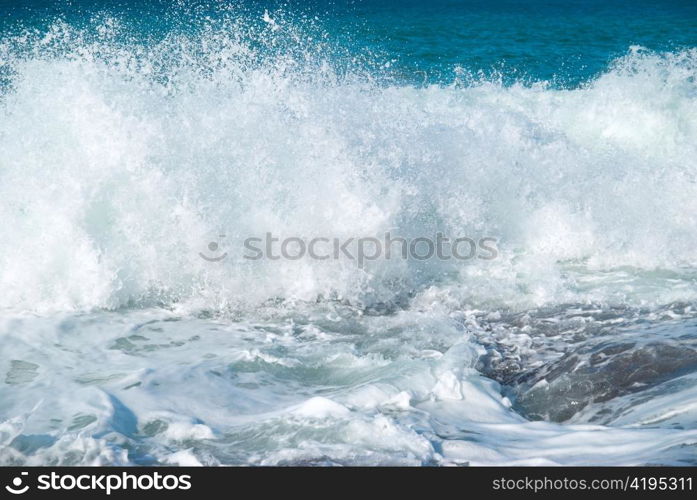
[1,19,696,314]
[1,14,697,466]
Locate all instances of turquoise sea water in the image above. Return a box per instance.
[1,1,697,465]
[3,0,697,84]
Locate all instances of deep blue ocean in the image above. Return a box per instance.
[2,0,697,85]
[1,1,697,466]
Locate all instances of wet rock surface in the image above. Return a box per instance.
[473,304,697,422]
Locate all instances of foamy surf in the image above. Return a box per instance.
[1,9,697,465]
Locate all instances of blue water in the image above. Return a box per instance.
[1,0,697,466]
[3,0,697,85]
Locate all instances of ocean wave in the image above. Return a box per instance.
[1,18,696,314]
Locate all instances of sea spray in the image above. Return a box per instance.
[1,18,697,313]
[1,8,697,466]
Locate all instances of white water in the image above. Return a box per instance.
[1,20,697,465]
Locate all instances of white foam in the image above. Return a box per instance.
[1,17,697,466]
[0,21,696,314]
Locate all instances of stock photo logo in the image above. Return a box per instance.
[198,232,498,266]
[5,472,29,495]
[2,472,192,495]
[199,234,228,262]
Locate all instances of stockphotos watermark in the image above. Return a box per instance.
[4,470,191,495]
[199,232,498,267]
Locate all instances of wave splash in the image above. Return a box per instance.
[2,13,697,467]
[1,16,697,314]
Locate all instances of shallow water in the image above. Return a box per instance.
[3,306,697,465]
[1,1,697,465]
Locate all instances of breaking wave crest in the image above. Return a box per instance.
[1,15,697,315]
